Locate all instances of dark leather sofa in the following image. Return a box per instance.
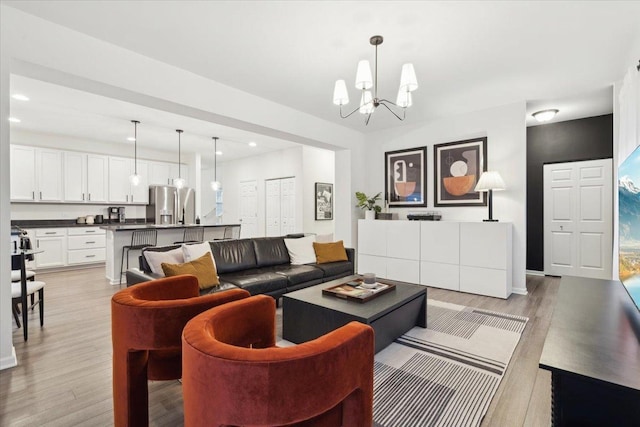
[126,236,355,300]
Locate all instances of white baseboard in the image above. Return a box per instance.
[0,346,17,371]
[526,270,545,277]
[512,287,528,296]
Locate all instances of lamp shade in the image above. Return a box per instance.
[399,63,418,92]
[333,80,349,105]
[355,60,373,90]
[359,90,374,114]
[475,171,506,192]
[396,87,412,108]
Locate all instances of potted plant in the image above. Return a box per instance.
[355,191,382,220]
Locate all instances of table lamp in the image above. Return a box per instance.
[474,171,505,222]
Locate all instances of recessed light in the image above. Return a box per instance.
[127,137,136,142]
[249,141,257,147]
[215,151,223,155]
[8,117,21,123]
[532,109,559,123]
[12,94,29,101]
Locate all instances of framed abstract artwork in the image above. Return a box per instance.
[315,182,333,220]
[434,137,487,206]
[385,147,428,208]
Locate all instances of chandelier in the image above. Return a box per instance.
[333,35,418,125]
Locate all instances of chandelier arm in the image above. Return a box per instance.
[378,100,406,121]
[339,104,363,119]
[365,112,373,125]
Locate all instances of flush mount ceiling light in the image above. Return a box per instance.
[333,35,418,125]
[211,137,222,191]
[8,117,21,123]
[174,129,185,189]
[249,141,257,147]
[129,120,141,186]
[11,94,29,101]
[532,109,559,123]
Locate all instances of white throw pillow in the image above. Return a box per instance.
[143,247,184,276]
[284,235,317,265]
[315,233,334,243]
[182,242,215,264]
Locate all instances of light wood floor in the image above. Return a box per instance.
[0,267,558,426]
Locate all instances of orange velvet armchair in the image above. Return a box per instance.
[111,275,250,427]
[181,295,375,427]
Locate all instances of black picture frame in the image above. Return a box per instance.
[315,182,333,220]
[385,147,428,208]
[433,137,488,207]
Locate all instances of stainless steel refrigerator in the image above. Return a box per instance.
[147,185,196,225]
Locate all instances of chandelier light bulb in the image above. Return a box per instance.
[333,80,350,105]
[355,60,373,90]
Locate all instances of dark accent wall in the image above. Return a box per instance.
[527,114,613,271]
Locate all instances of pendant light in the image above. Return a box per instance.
[174,129,185,189]
[129,120,141,186]
[211,136,222,191]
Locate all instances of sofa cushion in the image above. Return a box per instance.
[143,246,184,276]
[219,270,288,295]
[310,261,353,279]
[182,241,215,263]
[210,239,257,273]
[253,237,290,267]
[161,253,220,289]
[272,264,324,286]
[313,240,348,264]
[284,235,316,265]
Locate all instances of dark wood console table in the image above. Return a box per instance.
[539,276,640,426]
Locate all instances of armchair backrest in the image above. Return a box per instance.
[182,295,374,427]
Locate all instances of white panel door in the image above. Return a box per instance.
[265,179,281,237]
[280,177,296,235]
[36,149,63,201]
[87,154,109,202]
[64,152,87,202]
[239,180,258,238]
[10,145,36,201]
[544,159,612,279]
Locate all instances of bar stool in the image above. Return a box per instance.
[174,227,204,244]
[120,229,157,284]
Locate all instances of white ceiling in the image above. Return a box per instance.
[6,1,640,143]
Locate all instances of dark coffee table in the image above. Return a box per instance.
[282,275,427,353]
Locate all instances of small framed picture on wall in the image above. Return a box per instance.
[315,182,333,220]
[385,147,428,207]
[433,137,487,206]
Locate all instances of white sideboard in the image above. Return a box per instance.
[358,220,513,299]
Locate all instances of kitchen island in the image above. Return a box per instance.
[102,223,240,284]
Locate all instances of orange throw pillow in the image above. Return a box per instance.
[161,253,220,289]
[313,240,348,264]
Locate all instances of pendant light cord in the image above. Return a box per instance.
[132,120,139,175]
[374,43,378,100]
[213,137,218,183]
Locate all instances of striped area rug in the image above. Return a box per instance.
[373,299,528,427]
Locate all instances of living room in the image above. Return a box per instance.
[2,2,640,426]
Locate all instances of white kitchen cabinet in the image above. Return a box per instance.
[149,161,173,185]
[108,157,149,204]
[10,145,63,202]
[10,145,36,201]
[33,228,67,268]
[63,151,87,202]
[67,227,106,265]
[36,149,64,202]
[86,154,109,203]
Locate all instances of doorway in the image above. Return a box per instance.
[239,180,258,238]
[265,177,296,237]
[543,159,612,279]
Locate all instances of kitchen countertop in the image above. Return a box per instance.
[100,223,240,231]
[12,219,118,229]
